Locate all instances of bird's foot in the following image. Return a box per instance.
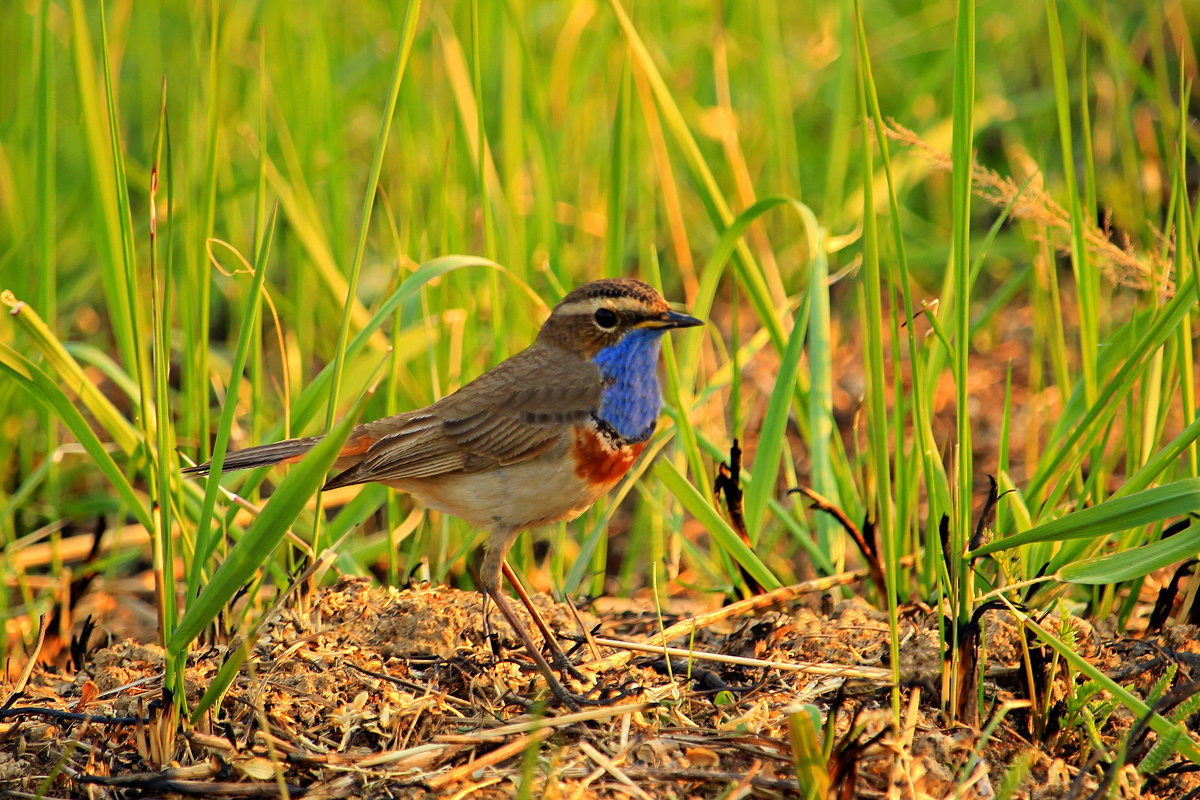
[547,674,642,710]
[547,646,589,684]
[487,631,586,683]
[503,667,639,711]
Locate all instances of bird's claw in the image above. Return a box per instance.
[548,648,589,684]
[547,676,640,709]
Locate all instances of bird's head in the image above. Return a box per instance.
[538,278,702,442]
[537,278,702,358]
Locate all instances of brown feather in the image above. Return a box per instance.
[323,344,601,489]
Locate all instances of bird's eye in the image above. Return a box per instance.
[594,307,618,329]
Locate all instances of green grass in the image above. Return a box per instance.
[2,0,1199,765]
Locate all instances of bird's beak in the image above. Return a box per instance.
[647,310,704,330]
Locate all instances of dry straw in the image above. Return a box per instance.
[877,119,1174,295]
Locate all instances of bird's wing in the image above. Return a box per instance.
[323,346,601,489]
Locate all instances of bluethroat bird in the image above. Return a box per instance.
[184,278,702,706]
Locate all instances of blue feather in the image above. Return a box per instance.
[592,328,665,441]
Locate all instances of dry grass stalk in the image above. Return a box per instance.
[432,701,656,742]
[585,560,913,673]
[578,740,654,800]
[423,727,555,789]
[589,637,891,681]
[878,119,1174,294]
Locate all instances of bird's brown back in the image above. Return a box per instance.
[325,342,602,489]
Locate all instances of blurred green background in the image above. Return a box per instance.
[1,0,1196,664]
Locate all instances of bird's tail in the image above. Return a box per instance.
[181,435,325,477]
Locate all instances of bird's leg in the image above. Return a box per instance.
[501,560,588,682]
[480,590,500,662]
[481,529,595,709]
[485,584,589,710]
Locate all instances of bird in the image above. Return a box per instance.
[184,277,702,707]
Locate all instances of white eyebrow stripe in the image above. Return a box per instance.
[554,297,650,316]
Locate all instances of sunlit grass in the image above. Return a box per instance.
[1,0,1197,761]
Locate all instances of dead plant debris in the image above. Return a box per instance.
[3,578,1200,798]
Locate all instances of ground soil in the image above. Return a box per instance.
[3,576,1200,798]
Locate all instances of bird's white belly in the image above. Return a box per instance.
[386,445,608,532]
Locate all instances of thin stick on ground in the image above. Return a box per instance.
[585,560,913,673]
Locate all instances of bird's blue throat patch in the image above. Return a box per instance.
[592,328,664,443]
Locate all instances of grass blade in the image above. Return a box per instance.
[1009,600,1200,765]
[973,478,1200,555]
[0,347,151,532]
[168,397,364,656]
[190,207,279,589]
[653,458,780,593]
[1058,523,1200,584]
